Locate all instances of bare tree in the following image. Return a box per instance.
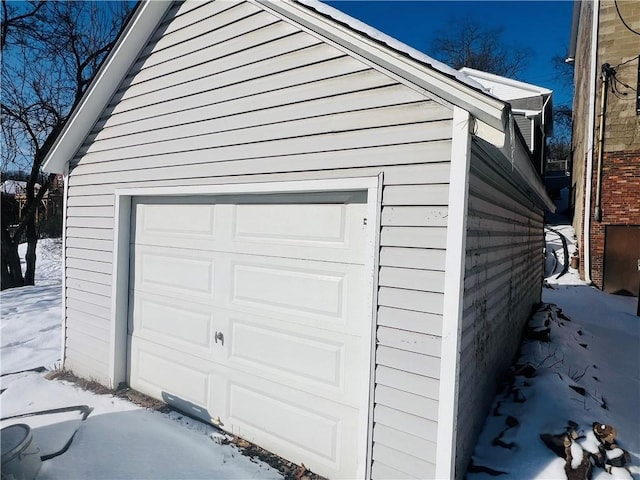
[0,0,45,51]
[1,1,134,289]
[547,54,574,169]
[431,18,532,78]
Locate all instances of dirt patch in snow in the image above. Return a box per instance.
[45,369,326,480]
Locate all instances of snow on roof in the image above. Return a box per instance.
[459,66,552,100]
[297,0,492,95]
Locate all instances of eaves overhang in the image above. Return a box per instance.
[42,1,172,174]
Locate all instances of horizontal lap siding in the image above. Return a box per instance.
[454,145,544,478]
[63,1,453,477]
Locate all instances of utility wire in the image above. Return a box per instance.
[613,55,639,70]
[614,0,640,36]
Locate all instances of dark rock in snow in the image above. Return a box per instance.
[569,385,586,396]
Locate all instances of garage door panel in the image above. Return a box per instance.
[230,382,341,461]
[230,257,366,330]
[132,198,367,264]
[231,320,342,386]
[137,202,216,239]
[133,243,367,334]
[131,340,212,408]
[223,371,360,479]
[225,314,366,405]
[233,202,360,246]
[232,262,345,319]
[129,293,215,352]
[134,247,215,299]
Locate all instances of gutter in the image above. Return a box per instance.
[566,0,581,63]
[540,93,553,177]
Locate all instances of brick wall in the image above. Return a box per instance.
[588,150,640,288]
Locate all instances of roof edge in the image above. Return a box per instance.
[42,1,172,174]
[459,67,553,96]
[44,0,511,174]
[256,0,508,132]
[472,127,555,212]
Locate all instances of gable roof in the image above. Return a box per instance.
[42,0,511,174]
[296,0,490,93]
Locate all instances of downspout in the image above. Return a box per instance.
[594,63,611,222]
[582,0,600,284]
[541,94,552,177]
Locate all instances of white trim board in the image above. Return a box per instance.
[435,106,472,479]
[42,1,171,174]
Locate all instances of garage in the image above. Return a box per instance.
[42,0,556,476]
[126,191,374,479]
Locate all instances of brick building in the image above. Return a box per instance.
[567,0,640,296]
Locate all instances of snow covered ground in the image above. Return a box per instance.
[1,223,638,479]
[469,225,640,479]
[1,239,63,374]
[1,239,281,479]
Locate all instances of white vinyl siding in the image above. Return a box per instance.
[454,139,544,477]
[62,1,453,477]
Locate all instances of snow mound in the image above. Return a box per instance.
[469,297,640,479]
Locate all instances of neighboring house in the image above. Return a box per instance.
[0,179,32,196]
[0,176,64,224]
[42,1,554,478]
[459,67,554,177]
[567,0,640,296]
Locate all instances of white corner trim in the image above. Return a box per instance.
[42,1,171,174]
[60,165,70,369]
[363,172,384,480]
[435,106,472,479]
[108,194,131,389]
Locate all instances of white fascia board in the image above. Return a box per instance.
[256,0,508,132]
[512,108,542,118]
[459,67,553,96]
[42,1,172,174]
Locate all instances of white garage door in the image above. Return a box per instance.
[128,192,373,479]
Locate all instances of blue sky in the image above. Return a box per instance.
[324,1,575,107]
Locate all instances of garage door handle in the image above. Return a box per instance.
[215,331,224,346]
